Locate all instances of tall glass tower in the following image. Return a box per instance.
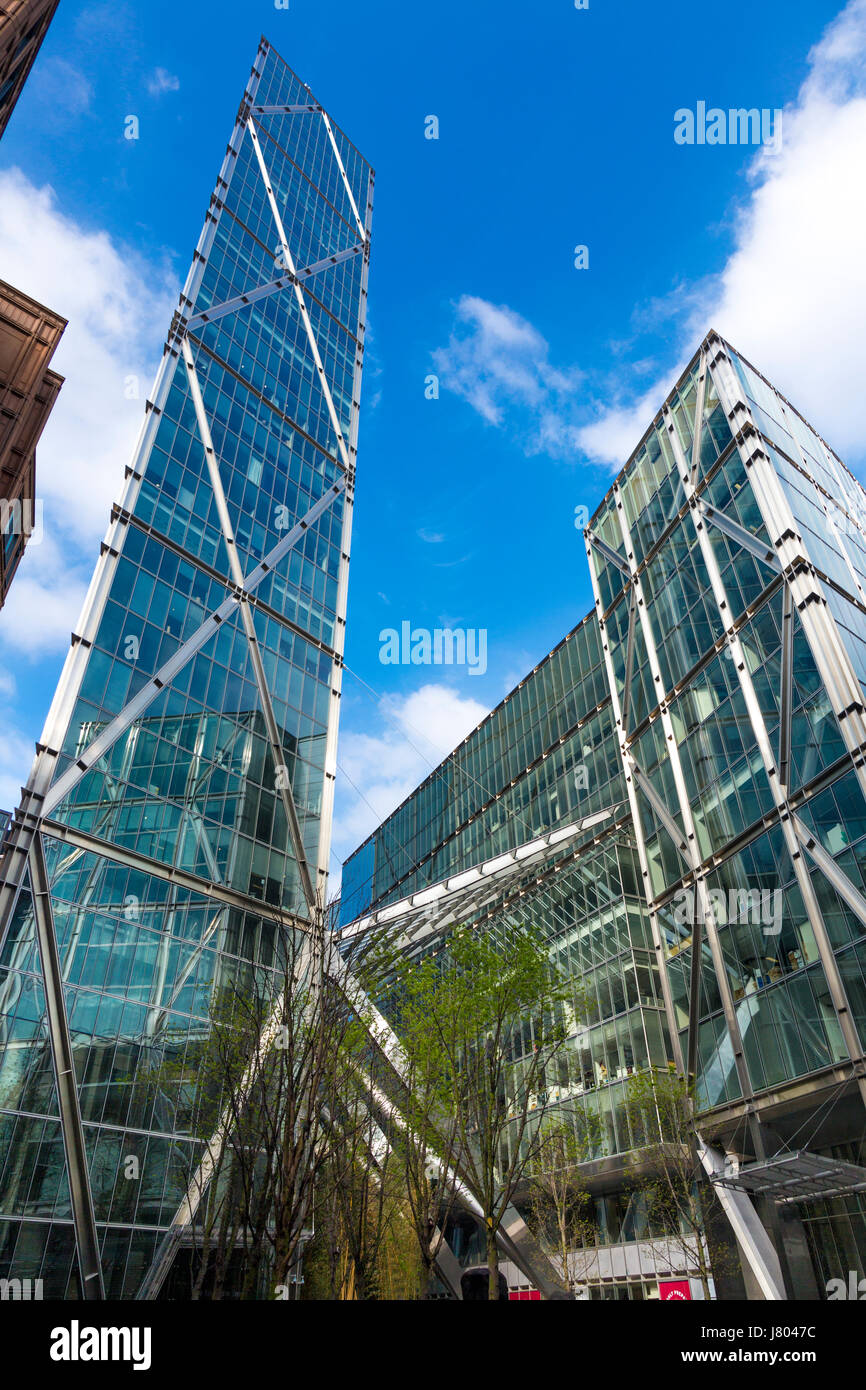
[0,38,373,1298]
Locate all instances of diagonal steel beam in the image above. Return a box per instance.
[321,110,367,243]
[182,338,317,916]
[697,1137,786,1300]
[184,244,364,335]
[586,529,630,576]
[794,812,866,939]
[327,952,572,1300]
[779,585,794,792]
[696,497,782,572]
[42,480,345,820]
[182,338,249,591]
[43,592,239,819]
[43,816,304,930]
[137,917,328,1301]
[620,589,637,732]
[243,619,318,913]
[29,833,105,1299]
[689,357,707,488]
[626,755,691,866]
[242,477,346,589]
[685,911,706,1086]
[135,970,297,1301]
[326,1069,465,1299]
[246,116,352,472]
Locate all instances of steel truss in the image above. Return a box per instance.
[138,822,596,1300]
[586,331,866,1300]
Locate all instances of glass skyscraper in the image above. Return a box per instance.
[342,332,866,1300]
[0,38,373,1298]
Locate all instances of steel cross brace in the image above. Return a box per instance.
[184,244,364,336]
[694,496,782,573]
[586,529,630,576]
[182,337,317,914]
[793,812,866,940]
[40,479,346,823]
[779,585,794,792]
[28,832,105,1299]
[626,755,691,865]
[627,750,707,1084]
[246,116,353,473]
[620,588,638,732]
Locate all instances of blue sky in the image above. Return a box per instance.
[1,0,865,882]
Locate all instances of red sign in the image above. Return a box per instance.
[659,1280,692,1301]
[508,1289,541,1300]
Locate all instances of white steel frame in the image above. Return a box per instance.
[586,330,866,1299]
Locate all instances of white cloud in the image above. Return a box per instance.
[0,168,177,659]
[579,0,866,467]
[333,683,489,870]
[0,534,90,800]
[417,527,445,543]
[392,685,488,760]
[147,68,180,97]
[432,295,583,455]
[433,2,866,477]
[0,171,178,801]
[577,376,683,470]
[0,545,89,657]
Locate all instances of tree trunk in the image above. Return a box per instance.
[560,1240,571,1294]
[486,1222,500,1300]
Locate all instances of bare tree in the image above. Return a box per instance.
[149,905,384,1299]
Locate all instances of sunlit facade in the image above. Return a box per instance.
[0,39,373,1298]
[342,332,866,1299]
[0,278,65,609]
[0,0,59,141]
